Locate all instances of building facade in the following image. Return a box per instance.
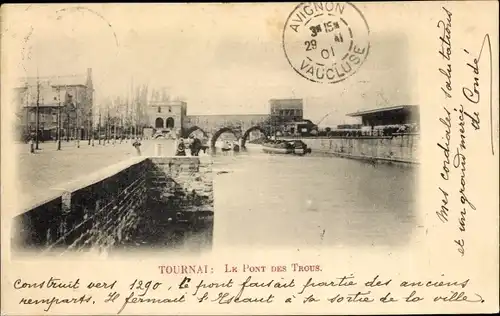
[269,98,304,122]
[267,98,317,136]
[146,100,187,138]
[14,68,94,141]
[346,105,419,127]
[346,105,420,136]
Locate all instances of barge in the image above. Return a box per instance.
[261,140,311,156]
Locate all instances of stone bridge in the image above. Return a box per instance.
[183,114,271,147]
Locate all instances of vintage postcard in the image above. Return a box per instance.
[1,2,499,315]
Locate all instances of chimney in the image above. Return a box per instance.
[86,68,93,88]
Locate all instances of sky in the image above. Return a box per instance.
[3,3,419,127]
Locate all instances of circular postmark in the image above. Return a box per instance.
[282,2,370,84]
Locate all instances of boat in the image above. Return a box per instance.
[220,141,232,152]
[261,140,311,156]
[262,145,293,154]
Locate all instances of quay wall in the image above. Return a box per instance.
[12,157,213,255]
[283,135,419,164]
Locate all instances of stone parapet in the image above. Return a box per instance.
[12,156,214,255]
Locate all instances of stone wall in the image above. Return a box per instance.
[137,157,214,248]
[12,157,214,255]
[284,135,419,164]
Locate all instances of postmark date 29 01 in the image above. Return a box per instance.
[283,2,371,84]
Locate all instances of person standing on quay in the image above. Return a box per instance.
[176,138,186,156]
[133,138,142,156]
[189,135,202,156]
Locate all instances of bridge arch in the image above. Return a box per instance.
[241,126,269,148]
[211,127,238,147]
[184,126,208,138]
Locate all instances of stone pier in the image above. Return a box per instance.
[11,156,214,255]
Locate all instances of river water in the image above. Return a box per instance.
[112,140,418,256]
[13,139,418,258]
[211,144,418,250]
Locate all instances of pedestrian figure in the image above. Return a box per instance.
[133,138,142,156]
[221,141,231,156]
[189,135,202,156]
[176,138,186,156]
[29,136,35,154]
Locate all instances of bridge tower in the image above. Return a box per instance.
[147,100,187,138]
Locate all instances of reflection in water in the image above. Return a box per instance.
[212,144,418,249]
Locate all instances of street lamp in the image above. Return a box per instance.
[57,87,62,150]
[35,87,40,150]
[98,109,102,145]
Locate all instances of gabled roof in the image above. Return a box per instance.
[23,104,62,108]
[269,98,303,102]
[347,105,418,117]
[23,102,76,108]
[15,75,88,89]
[149,100,186,106]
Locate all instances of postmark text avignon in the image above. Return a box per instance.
[283,2,370,84]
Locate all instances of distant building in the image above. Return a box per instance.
[146,100,187,138]
[337,124,362,129]
[268,98,316,136]
[13,68,94,141]
[283,120,317,136]
[269,98,303,122]
[346,105,419,127]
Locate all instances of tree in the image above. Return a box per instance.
[160,86,170,102]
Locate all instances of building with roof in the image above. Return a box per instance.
[146,100,187,138]
[269,98,304,122]
[346,105,419,127]
[13,68,94,141]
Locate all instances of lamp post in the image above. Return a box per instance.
[35,75,40,150]
[25,82,29,139]
[88,110,92,146]
[75,88,79,148]
[113,118,117,145]
[57,87,62,150]
[66,111,70,142]
[106,105,111,144]
[98,110,102,145]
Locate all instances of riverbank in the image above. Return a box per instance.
[280,135,419,166]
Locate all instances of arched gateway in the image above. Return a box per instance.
[240,126,269,148]
[210,127,239,148]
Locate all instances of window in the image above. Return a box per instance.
[155,117,164,128]
[166,117,175,129]
[157,107,161,113]
[168,106,172,113]
[52,114,57,123]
